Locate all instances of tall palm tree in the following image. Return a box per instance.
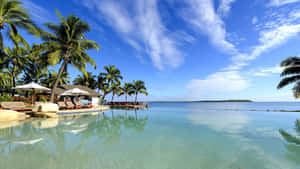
[110,82,121,102]
[97,74,110,102]
[132,80,148,103]
[73,72,97,89]
[0,0,40,49]
[41,10,99,102]
[3,32,30,95]
[278,57,300,97]
[119,82,134,102]
[99,65,123,86]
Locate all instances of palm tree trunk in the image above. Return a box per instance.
[135,93,138,104]
[125,94,127,102]
[102,92,106,103]
[50,60,67,102]
[111,93,114,102]
[12,64,16,96]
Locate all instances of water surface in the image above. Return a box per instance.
[0,102,300,169]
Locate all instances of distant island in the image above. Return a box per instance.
[149,100,253,103]
[193,100,253,102]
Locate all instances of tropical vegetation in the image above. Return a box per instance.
[278,57,300,97]
[0,0,148,103]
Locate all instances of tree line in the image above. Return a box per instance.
[0,0,148,103]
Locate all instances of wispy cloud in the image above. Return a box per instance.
[181,0,237,53]
[228,7,300,70]
[78,0,184,70]
[251,65,283,77]
[22,0,55,23]
[231,24,300,69]
[268,0,300,6]
[217,0,237,17]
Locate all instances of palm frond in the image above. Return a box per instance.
[277,75,300,89]
[280,57,300,67]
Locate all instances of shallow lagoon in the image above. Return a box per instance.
[0,102,300,169]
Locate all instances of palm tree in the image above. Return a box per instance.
[278,57,300,97]
[119,82,134,102]
[99,65,123,86]
[132,80,148,103]
[0,0,40,49]
[3,32,30,95]
[40,70,70,88]
[97,74,110,102]
[0,56,7,70]
[0,71,11,95]
[22,44,49,84]
[41,10,99,102]
[73,72,97,89]
[97,75,110,102]
[110,82,121,102]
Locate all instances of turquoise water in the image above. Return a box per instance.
[0,102,300,169]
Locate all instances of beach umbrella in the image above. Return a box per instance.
[14,82,51,105]
[59,88,89,96]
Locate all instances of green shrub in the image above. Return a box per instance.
[0,95,13,101]
[40,96,48,102]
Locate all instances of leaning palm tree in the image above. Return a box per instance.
[278,57,300,97]
[41,10,99,102]
[99,65,123,86]
[119,82,134,102]
[0,0,40,49]
[73,72,97,90]
[132,80,148,103]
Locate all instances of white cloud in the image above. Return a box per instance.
[79,0,183,70]
[181,0,237,53]
[252,65,283,77]
[252,16,258,24]
[268,0,300,6]
[232,24,300,66]
[224,6,300,70]
[218,0,237,17]
[186,71,249,96]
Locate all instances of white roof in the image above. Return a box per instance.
[60,88,89,96]
[14,82,50,91]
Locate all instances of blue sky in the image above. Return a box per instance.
[19,0,300,101]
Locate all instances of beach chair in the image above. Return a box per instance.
[0,102,32,111]
[65,101,75,109]
[75,102,90,109]
[57,102,67,110]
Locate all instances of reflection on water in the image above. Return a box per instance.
[279,120,300,165]
[0,110,148,169]
[0,103,300,169]
[183,103,300,169]
[186,111,250,134]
